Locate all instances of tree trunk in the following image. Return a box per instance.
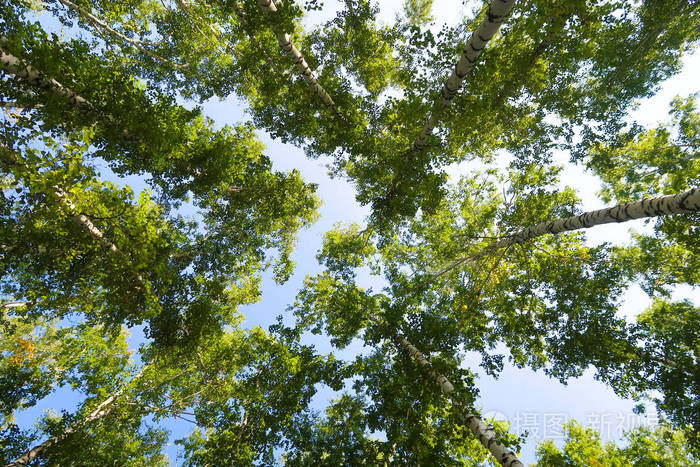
[368,311,523,466]
[52,187,146,286]
[0,144,146,287]
[255,0,341,116]
[0,42,95,115]
[3,371,140,467]
[53,188,120,255]
[471,187,700,255]
[0,42,135,144]
[411,0,516,151]
[394,334,524,467]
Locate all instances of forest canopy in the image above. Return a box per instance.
[1,0,699,465]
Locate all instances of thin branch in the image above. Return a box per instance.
[57,0,190,70]
[174,0,235,57]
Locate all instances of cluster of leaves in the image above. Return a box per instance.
[535,420,699,466]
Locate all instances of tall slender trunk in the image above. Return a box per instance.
[366,313,522,466]
[54,188,119,254]
[411,0,516,152]
[0,145,146,287]
[52,187,146,286]
[0,43,135,143]
[0,43,95,115]
[3,368,145,467]
[394,334,524,467]
[472,187,700,256]
[254,0,341,116]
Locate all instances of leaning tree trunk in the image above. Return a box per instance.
[53,187,147,287]
[472,187,700,255]
[411,0,516,151]
[0,42,141,147]
[254,0,341,116]
[3,369,143,467]
[367,313,523,466]
[0,43,95,115]
[0,145,147,288]
[394,334,524,467]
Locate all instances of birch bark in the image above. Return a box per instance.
[394,334,524,467]
[254,0,340,115]
[365,313,522,465]
[3,368,145,467]
[471,187,700,256]
[0,44,95,115]
[0,145,146,287]
[411,0,516,151]
[52,187,147,286]
[1,302,28,309]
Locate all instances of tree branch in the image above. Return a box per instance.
[56,0,190,70]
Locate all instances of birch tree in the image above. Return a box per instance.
[589,94,700,295]
[293,136,698,455]
[410,0,516,152]
[1,28,320,340]
[392,333,523,466]
[17,0,698,225]
[442,187,699,272]
[1,324,168,466]
[291,228,527,464]
[0,138,170,334]
[255,0,340,114]
[2,309,341,465]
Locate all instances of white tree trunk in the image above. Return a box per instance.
[1,145,146,287]
[412,0,516,151]
[53,187,147,286]
[255,0,340,115]
[0,43,140,145]
[474,187,700,254]
[53,188,120,254]
[3,371,139,467]
[394,334,524,466]
[0,43,95,114]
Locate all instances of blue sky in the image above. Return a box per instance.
[9,1,700,464]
